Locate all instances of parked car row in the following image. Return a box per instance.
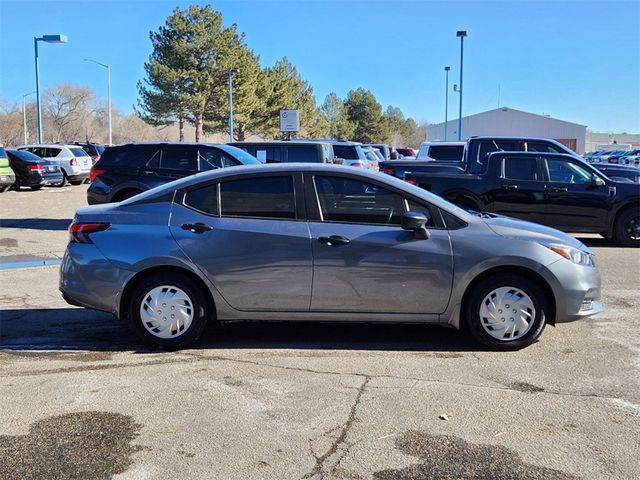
[0,144,64,191]
[584,149,640,167]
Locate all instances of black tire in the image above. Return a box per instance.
[614,208,640,247]
[58,173,69,187]
[30,185,44,191]
[464,274,549,350]
[70,179,84,185]
[129,272,210,349]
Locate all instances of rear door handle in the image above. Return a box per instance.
[318,235,350,246]
[181,222,213,233]
[551,187,568,192]
[504,185,518,190]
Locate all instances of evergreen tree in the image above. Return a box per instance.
[344,88,390,143]
[321,92,355,140]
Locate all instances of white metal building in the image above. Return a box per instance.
[427,107,587,153]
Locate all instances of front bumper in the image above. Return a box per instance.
[546,258,604,323]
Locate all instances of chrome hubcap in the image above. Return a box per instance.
[479,287,535,341]
[140,285,194,339]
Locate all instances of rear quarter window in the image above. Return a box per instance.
[70,147,90,157]
[99,146,159,167]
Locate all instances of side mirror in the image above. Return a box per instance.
[592,175,606,187]
[401,211,429,240]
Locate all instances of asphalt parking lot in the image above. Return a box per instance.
[1,185,639,480]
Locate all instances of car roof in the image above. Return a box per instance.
[120,163,472,216]
[419,141,466,146]
[230,140,330,146]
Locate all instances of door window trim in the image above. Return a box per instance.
[307,172,447,229]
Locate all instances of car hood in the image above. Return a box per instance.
[481,215,589,251]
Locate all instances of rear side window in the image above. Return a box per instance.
[70,147,90,157]
[184,184,218,215]
[286,146,318,163]
[254,147,280,163]
[199,148,239,170]
[478,141,519,167]
[100,146,158,167]
[220,176,295,219]
[333,145,358,160]
[159,149,197,171]
[428,146,464,161]
[47,148,62,157]
[503,157,540,181]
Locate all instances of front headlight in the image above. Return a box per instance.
[542,243,595,267]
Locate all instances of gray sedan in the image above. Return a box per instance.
[60,164,603,350]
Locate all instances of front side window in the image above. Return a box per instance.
[503,157,540,181]
[160,149,197,171]
[199,148,239,170]
[220,176,295,219]
[314,176,406,225]
[526,142,565,154]
[547,159,592,184]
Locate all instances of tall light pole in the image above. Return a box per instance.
[22,91,36,144]
[34,34,68,143]
[228,68,239,142]
[85,59,112,145]
[456,30,467,141]
[444,66,450,141]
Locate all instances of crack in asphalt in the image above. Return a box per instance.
[300,376,371,480]
[3,350,637,409]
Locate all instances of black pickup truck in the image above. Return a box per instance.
[405,151,640,247]
[380,136,640,181]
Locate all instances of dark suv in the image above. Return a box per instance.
[229,141,334,164]
[87,142,260,204]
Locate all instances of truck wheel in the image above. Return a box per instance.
[129,272,210,349]
[464,274,548,350]
[614,208,640,247]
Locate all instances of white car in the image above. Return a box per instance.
[416,141,466,161]
[17,144,92,186]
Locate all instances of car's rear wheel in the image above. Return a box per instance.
[129,272,209,349]
[614,208,640,247]
[58,173,69,187]
[464,274,548,350]
[30,185,44,191]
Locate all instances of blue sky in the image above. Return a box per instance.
[1,0,638,132]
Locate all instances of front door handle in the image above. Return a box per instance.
[318,235,350,246]
[551,187,568,192]
[504,185,518,190]
[181,222,213,233]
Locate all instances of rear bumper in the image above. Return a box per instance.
[0,174,15,187]
[26,172,63,186]
[59,243,132,316]
[68,172,89,182]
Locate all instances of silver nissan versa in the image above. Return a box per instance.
[60,163,603,350]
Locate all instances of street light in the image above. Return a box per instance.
[444,66,450,141]
[228,68,239,142]
[84,59,112,145]
[22,91,36,144]
[34,34,68,143]
[456,30,467,141]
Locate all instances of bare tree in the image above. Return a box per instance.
[44,84,96,142]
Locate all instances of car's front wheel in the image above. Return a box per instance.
[129,272,210,349]
[464,274,548,350]
[615,208,640,247]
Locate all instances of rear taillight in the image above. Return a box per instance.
[27,164,45,173]
[69,222,110,244]
[404,178,418,186]
[89,168,105,183]
[380,168,395,176]
[91,155,99,162]
[351,161,365,168]
[70,157,77,166]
